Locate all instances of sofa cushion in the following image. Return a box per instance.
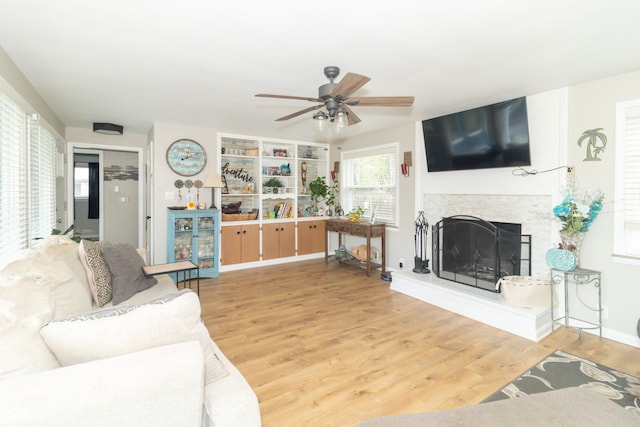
[0,278,60,380]
[101,243,157,305]
[40,289,228,384]
[1,261,92,321]
[78,240,113,307]
[37,235,91,294]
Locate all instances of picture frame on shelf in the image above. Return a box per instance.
[273,148,288,157]
[267,166,281,176]
[285,187,295,194]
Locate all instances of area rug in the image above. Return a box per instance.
[483,350,640,417]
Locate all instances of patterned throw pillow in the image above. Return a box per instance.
[78,240,112,307]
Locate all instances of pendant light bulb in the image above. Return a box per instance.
[313,110,329,132]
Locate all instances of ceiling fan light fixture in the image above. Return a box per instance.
[256,66,414,130]
[313,110,329,132]
[335,109,348,130]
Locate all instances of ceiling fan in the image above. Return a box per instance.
[255,66,414,128]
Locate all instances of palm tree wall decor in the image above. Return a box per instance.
[578,128,607,161]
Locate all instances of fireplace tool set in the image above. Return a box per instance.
[413,211,431,274]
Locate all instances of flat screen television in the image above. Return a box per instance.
[421,97,531,172]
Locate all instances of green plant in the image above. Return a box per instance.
[347,206,364,222]
[308,176,328,208]
[50,224,82,242]
[325,178,339,207]
[263,177,284,187]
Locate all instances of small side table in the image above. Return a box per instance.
[143,261,200,295]
[550,267,602,339]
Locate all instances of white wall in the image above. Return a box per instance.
[329,122,417,270]
[102,150,139,246]
[0,47,64,138]
[416,89,567,198]
[567,70,640,345]
[150,122,220,264]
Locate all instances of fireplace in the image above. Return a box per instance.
[432,215,531,292]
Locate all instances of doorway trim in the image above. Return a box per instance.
[66,142,145,248]
[73,149,104,239]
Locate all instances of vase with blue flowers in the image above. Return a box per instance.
[552,179,604,267]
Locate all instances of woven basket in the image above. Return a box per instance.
[222,211,258,222]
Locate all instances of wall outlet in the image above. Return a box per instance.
[567,166,576,180]
[601,305,609,319]
[399,258,405,268]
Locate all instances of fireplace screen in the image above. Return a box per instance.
[432,215,531,292]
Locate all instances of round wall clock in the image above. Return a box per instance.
[166,139,207,176]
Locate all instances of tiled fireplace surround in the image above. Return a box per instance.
[391,193,554,341]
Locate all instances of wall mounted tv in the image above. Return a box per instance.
[421,97,531,172]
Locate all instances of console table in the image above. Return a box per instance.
[550,267,602,339]
[325,219,385,276]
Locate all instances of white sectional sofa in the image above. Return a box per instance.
[0,236,260,427]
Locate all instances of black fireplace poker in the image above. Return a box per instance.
[413,211,431,274]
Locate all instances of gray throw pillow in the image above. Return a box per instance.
[101,243,157,305]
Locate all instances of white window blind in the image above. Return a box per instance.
[0,94,28,259]
[29,121,57,243]
[341,144,398,225]
[614,100,640,259]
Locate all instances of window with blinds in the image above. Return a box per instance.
[614,100,640,260]
[0,90,58,264]
[341,143,398,225]
[29,121,57,243]
[0,94,28,259]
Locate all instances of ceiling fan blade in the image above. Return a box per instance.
[347,96,415,107]
[330,72,371,100]
[256,93,322,102]
[275,104,324,121]
[341,104,361,126]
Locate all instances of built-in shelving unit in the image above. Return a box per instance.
[217,133,330,271]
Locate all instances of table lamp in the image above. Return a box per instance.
[204,173,224,209]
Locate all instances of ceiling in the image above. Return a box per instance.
[1,1,640,143]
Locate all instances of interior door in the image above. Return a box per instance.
[72,149,102,240]
[67,142,144,248]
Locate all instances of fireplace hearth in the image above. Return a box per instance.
[432,215,531,292]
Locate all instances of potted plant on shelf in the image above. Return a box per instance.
[308,176,328,210]
[347,206,364,222]
[263,177,284,194]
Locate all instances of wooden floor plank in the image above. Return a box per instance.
[199,259,640,427]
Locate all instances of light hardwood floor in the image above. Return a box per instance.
[199,259,640,427]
